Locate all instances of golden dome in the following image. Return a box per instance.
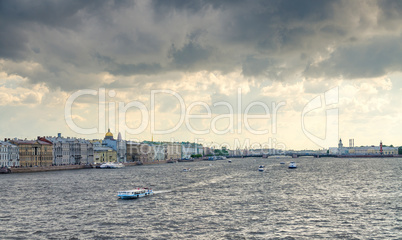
[105,129,113,137]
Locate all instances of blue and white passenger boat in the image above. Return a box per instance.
[288,162,297,169]
[117,188,153,200]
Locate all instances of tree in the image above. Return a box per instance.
[398,147,402,155]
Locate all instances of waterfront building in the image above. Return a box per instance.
[181,143,204,158]
[102,129,127,163]
[347,146,397,155]
[166,142,182,160]
[203,147,213,156]
[227,149,236,157]
[126,142,151,162]
[79,139,94,164]
[0,141,19,167]
[43,134,94,165]
[335,139,398,156]
[94,146,117,163]
[9,138,53,167]
[150,143,165,161]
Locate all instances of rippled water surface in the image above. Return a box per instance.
[1,157,401,239]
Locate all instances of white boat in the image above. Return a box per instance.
[288,162,297,169]
[183,168,191,172]
[117,188,153,200]
[258,165,265,172]
[100,162,125,169]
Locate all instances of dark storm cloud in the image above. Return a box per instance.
[168,42,211,70]
[1,0,402,91]
[305,36,402,79]
[94,53,162,76]
[0,0,132,60]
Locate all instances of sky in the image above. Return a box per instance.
[1,0,402,150]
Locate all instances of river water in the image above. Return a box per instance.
[0,157,401,239]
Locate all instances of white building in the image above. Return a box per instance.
[181,143,204,158]
[335,139,398,156]
[45,133,94,165]
[0,141,19,167]
[150,144,165,161]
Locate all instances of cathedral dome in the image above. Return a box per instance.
[105,129,114,140]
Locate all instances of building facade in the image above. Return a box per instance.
[10,139,53,167]
[181,143,203,158]
[0,141,19,167]
[166,143,181,160]
[334,139,398,156]
[44,134,94,165]
[126,142,152,163]
[102,129,127,162]
[94,146,117,163]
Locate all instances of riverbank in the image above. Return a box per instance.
[6,158,206,174]
[9,165,89,173]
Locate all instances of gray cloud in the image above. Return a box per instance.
[1,0,402,91]
[168,41,211,70]
[305,36,402,79]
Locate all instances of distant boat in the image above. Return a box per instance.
[258,165,265,172]
[0,167,11,174]
[117,187,153,200]
[228,160,232,163]
[208,156,216,161]
[280,162,285,164]
[288,162,297,169]
[183,168,191,172]
[100,162,125,169]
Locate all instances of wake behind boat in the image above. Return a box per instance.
[117,187,153,199]
[100,162,125,169]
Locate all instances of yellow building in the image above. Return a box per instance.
[347,146,397,155]
[94,146,117,163]
[11,139,53,167]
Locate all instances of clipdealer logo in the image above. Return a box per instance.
[64,88,286,141]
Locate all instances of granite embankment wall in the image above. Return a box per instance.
[10,165,87,173]
[8,158,206,173]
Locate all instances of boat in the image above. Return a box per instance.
[117,187,153,200]
[100,162,125,169]
[183,168,191,172]
[216,156,227,160]
[280,162,285,164]
[288,162,297,169]
[0,167,11,174]
[258,165,265,172]
[228,160,232,163]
